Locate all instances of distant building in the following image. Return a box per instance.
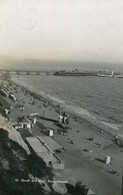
[16,117,32,129]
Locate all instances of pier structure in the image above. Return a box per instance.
[0,69,51,76]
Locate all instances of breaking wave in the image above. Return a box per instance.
[46,95,65,104]
[100,121,121,130]
[65,104,96,120]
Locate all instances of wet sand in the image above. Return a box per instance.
[8,79,123,195]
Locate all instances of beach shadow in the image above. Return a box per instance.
[65,183,77,195]
[17,128,33,140]
[95,158,105,163]
[107,170,119,176]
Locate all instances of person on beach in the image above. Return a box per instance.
[114,134,118,142]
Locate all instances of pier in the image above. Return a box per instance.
[0,69,52,76]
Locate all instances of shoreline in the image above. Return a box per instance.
[10,75,122,138]
[6,74,122,195]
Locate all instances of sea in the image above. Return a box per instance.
[4,59,123,135]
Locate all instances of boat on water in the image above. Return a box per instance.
[115,75,123,78]
[97,71,122,78]
[97,71,115,77]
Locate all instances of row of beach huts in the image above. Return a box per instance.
[0,87,65,169]
[0,88,16,101]
[12,114,64,169]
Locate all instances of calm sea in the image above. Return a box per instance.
[7,59,123,134]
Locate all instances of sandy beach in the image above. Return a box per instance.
[1,0,123,194]
[6,76,122,195]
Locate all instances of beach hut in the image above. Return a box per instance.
[105,156,111,164]
[17,117,32,129]
[59,112,69,124]
[33,117,37,124]
[4,108,10,115]
[0,89,8,97]
[14,123,24,130]
[59,115,64,123]
[64,116,69,124]
[46,129,54,137]
[27,114,37,125]
[9,94,16,101]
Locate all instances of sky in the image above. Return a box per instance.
[0,0,123,63]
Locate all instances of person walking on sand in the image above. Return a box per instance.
[114,134,118,142]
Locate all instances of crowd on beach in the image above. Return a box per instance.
[0,72,122,195]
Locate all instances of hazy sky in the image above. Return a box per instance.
[0,0,123,62]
